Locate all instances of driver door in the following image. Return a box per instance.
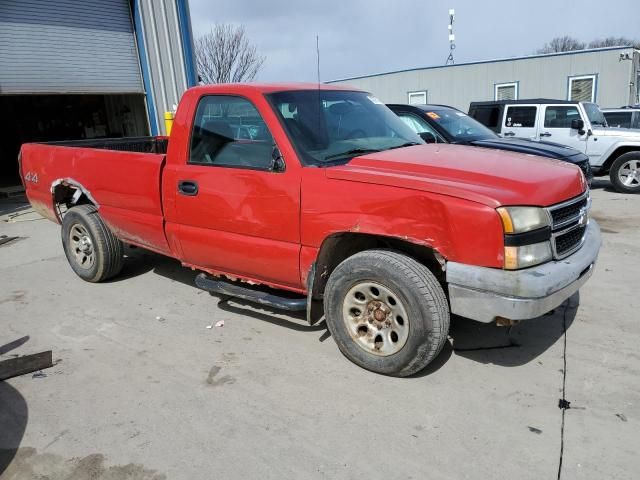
[167,94,302,289]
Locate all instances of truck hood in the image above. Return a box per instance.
[325,144,586,208]
[592,127,640,139]
[469,137,588,164]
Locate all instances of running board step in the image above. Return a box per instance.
[195,273,307,312]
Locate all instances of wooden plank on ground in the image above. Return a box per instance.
[0,351,53,381]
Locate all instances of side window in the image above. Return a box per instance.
[189,95,274,169]
[603,112,632,129]
[504,106,537,128]
[398,113,442,141]
[634,113,640,130]
[471,106,500,129]
[544,106,581,128]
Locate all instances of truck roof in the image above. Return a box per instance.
[188,82,361,94]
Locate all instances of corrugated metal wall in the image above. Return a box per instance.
[135,0,197,134]
[329,48,637,111]
[0,0,143,94]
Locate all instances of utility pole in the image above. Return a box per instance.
[446,8,456,65]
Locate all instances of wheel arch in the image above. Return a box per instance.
[309,232,446,302]
[599,145,640,174]
[51,178,99,223]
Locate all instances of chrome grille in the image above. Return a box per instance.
[547,192,590,259]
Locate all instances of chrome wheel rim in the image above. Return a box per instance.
[69,224,95,270]
[619,160,640,187]
[342,281,409,356]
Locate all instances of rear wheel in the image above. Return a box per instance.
[324,250,450,377]
[61,205,124,282]
[610,152,640,193]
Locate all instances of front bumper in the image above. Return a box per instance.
[446,220,601,323]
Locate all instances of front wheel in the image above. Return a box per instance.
[609,152,640,193]
[323,250,450,377]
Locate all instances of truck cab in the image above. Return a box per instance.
[469,99,640,193]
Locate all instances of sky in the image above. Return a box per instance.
[189,0,640,83]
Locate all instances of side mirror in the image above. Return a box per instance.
[570,118,585,134]
[271,145,285,172]
[419,131,437,144]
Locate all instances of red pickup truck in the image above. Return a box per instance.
[20,83,601,376]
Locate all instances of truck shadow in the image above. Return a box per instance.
[448,294,577,368]
[0,338,30,476]
[117,248,577,373]
[589,178,616,192]
[0,195,30,218]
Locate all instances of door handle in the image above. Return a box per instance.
[503,131,516,136]
[178,180,198,196]
[539,132,552,137]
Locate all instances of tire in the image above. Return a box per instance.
[609,152,640,194]
[61,204,124,282]
[323,250,450,377]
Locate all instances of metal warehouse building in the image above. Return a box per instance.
[0,0,197,187]
[329,46,640,112]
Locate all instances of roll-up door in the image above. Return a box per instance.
[0,0,143,94]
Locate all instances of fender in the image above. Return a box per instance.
[599,142,640,166]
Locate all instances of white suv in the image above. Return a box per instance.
[469,99,640,193]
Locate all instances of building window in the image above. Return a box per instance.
[568,75,596,102]
[495,82,518,101]
[407,91,427,105]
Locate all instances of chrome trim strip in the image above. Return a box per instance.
[547,190,589,214]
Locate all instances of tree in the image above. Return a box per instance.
[537,36,586,54]
[588,37,640,50]
[195,24,265,84]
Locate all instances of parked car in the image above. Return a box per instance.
[388,103,593,184]
[468,99,640,193]
[20,84,601,376]
[602,107,640,130]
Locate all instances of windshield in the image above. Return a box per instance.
[267,90,424,165]
[583,103,608,127]
[424,109,497,141]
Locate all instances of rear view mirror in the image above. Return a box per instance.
[419,131,437,143]
[570,118,585,131]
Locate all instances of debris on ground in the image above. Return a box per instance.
[615,413,628,422]
[215,320,225,327]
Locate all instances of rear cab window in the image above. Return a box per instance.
[502,105,539,138]
[504,106,537,128]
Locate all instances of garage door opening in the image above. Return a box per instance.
[0,94,149,187]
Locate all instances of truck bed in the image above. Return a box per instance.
[20,137,172,255]
[42,136,169,154]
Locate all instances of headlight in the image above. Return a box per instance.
[497,206,550,233]
[504,241,553,270]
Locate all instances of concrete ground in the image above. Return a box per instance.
[0,179,638,480]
